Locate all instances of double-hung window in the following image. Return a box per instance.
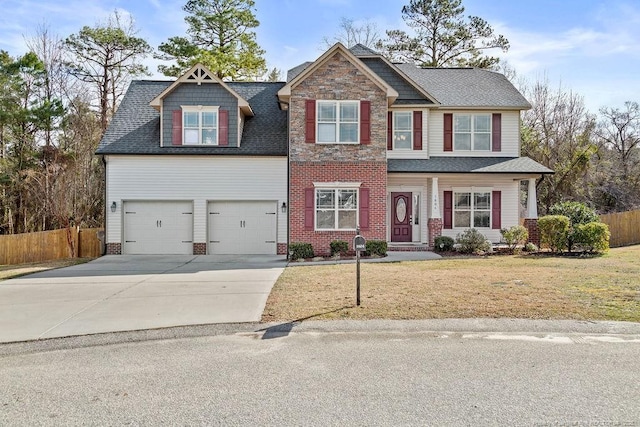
[317,101,359,143]
[316,188,358,230]
[393,111,412,149]
[454,114,491,151]
[183,106,218,145]
[454,190,491,228]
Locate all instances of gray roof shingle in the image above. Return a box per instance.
[388,157,553,174]
[359,57,433,105]
[395,64,531,108]
[286,61,313,82]
[96,80,287,156]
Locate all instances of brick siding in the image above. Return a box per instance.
[288,50,390,256]
[106,243,121,255]
[290,162,387,256]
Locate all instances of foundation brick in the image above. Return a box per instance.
[106,243,121,255]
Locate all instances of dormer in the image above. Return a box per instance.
[149,64,254,148]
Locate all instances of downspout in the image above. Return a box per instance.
[101,155,107,256]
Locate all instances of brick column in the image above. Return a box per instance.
[193,243,206,255]
[428,218,443,250]
[524,218,540,247]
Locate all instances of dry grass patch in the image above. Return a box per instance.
[262,246,640,322]
[0,258,93,281]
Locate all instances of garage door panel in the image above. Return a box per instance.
[123,201,193,255]
[208,201,277,254]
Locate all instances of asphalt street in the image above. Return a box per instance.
[2,320,639,426]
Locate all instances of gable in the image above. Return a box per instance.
[278,43,398,107]
[149,63,253,116]
[96,81,287,156]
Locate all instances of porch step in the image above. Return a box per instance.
[388,244,432,252]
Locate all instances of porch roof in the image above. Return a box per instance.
[387,157,554,174]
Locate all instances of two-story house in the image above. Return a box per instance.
[97,43,552,256]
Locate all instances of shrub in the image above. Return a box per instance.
[575,222,610,253]
[364,240,387,257]
[289,242,314,260]
[538,215,570,252]
[523,242,538,252]
[329,240,349,256]
[433,235,454,252]
[500,225,529,253]
[455,228,491,254]
[549,202,599,252]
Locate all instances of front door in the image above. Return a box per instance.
[391,192,412,242]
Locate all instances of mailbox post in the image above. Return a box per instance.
[353,227,366,306]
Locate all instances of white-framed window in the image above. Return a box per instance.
[454,114,491,151]
[182,106,218,145]
[317,101,359,143]
[393,111,412,149]
[315,188,358,230]
[453,189,491,228]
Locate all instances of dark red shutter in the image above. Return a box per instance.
[172,110,182,146]
[304,188,314,230]
[219,109,229,146]
[387,111,393,150]
[359,188,370,230]
[305,100,316,143]
[492,191,501,229]
[444,113,453,151]
[492,113,501,152]
[360,100,371,144]
[443,191,453,229]
[413,111,422,150]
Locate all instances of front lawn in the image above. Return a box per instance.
[262,246,640,322]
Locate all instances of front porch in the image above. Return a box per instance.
[386,175,541,249]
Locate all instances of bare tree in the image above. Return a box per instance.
[591,102,640,211]
[596,102,640,180]
[64,10,152,134]
[322,18,381,49]
[521,78,597,213]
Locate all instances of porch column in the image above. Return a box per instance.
[427,177,443,249]
[527,178,538,219]
[524,178,540,246]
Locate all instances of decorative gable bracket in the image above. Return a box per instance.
[149,63,253,117]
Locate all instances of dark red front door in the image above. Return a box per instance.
[391,192,412,242]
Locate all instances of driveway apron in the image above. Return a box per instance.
[0,255,286,343]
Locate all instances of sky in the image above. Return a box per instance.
[1,0,639,113]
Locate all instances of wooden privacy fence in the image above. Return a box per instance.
[0,228,103,265]
[600,210,640,248]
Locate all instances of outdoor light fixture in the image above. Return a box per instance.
[281,202,287,213]
[111,201,116,213]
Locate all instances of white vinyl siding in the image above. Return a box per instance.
[105,156,287,251]
[429,110,521,157]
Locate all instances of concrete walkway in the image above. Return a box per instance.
[0,255,286,343]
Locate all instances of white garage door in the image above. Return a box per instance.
[123,201,193,254]
[208,201,277,254]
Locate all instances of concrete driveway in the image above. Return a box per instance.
[0,255,287,343]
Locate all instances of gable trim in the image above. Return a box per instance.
[277,43,398,106]
[149,63,254,116]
